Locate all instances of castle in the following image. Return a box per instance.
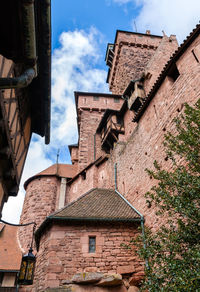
[5,24,200,291]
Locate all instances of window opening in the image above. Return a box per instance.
[89,236,96,253]
[93,96,99,101]
[192,49,199,63]
[167,63,180,82]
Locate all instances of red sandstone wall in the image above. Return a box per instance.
[78,110,103,170]
[66,33,200,227]
[18,176,60,252]
[34,223,142,291]
[108,34,200,227]
[144,34,178,94]
[77,94,123,171]
[108,32,163,94]
[67,165,98,203]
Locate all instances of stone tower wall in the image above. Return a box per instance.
[18,176,60,252]
[77,94,123,171]
[108,31,163,94]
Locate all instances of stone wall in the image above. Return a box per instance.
[65,32,200,227]
[33,222,142,291]
[108,33,200,227]
[144,34,178,95]
[18,176,60,252]
[108,31,163,94]
[76,94,123,171]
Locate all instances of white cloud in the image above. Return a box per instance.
[112,0,200,43]
[133,0,200,43]
[2,28,109,223]
[51,27,109,146]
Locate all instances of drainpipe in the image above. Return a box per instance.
[0,0,37,89]
[94,133,96,161]
[0,68,36,89]
[114,163,149,269]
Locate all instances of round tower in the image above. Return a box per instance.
[18,163,77,252]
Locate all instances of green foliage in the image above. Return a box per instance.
[137,101,200,291]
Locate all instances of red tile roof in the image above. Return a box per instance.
[50,188,141,221]
[0,224,22,271]
[24,163,78,189]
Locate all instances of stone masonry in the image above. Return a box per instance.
[18,25,200,292]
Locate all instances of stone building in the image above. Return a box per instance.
[17,24,200,292]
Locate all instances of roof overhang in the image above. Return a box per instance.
[0,0,51,144]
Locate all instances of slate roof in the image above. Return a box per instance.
[0,224,21,271]
[50,188,141,221]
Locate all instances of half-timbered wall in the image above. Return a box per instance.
[0,55,32,212]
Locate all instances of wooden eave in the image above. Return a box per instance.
[0,0,51,144]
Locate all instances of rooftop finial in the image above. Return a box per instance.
[56,149,60,164]
[134,21,137,33]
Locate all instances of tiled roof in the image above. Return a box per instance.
[0,224,21,271]
[50,188,141,221]
[24,163,77,189]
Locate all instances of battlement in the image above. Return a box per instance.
[106,29,177,95]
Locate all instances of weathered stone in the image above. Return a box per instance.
[123,278,130,289]
[96,273,122,286]
[72,272,103,284]
[129,272,144,286]
[45,287,74,292]
[46,284,128,292]
[127,286,139,292]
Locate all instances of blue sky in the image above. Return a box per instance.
[3,0,200,222]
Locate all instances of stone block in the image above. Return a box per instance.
[117,265,135,275]
[96,273,122,287]
[71,272,103,284]
[127,287,139,292]
[129,273,144,286]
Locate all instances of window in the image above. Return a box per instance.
[89,236,96,253]
[167,63,180,82]
[81,171,86,180]
[93,96,99,101]
[114,97,120,103]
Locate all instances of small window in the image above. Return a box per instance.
[81,171,86,180]
[167,63,180,82]
[114,97,120,103]
[93,96,99,101]
[89,236,96,253]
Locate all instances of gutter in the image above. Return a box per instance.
[114,163,149,269]
[0,0,37,88]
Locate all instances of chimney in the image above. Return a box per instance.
[146,30,151,35]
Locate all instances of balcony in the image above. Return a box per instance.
[123,80,145,112]
[100,114,124,152]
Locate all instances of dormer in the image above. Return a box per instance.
[123,79,145,112]
[97,110,124,153]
